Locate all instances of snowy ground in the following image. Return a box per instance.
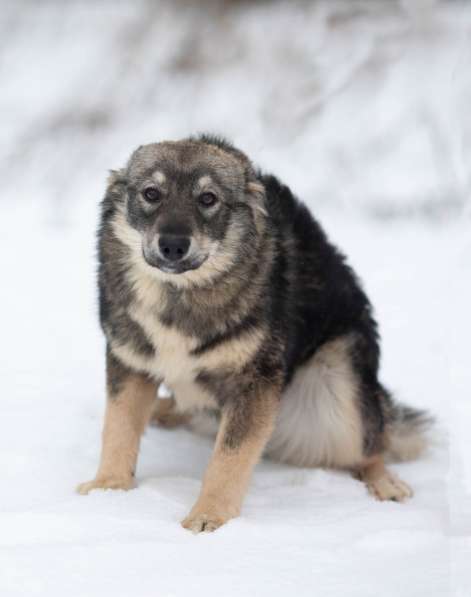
[1,1,470,596]
[0,206,468,596]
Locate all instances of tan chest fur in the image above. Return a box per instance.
[110,262,264,412]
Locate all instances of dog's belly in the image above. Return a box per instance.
[169,379,217,412]
[266,336,364,468]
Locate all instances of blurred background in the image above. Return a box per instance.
[0,2,470,596]
[2,0,470,222]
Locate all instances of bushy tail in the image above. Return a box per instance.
[384,400,435,462]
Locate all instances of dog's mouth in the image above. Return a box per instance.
[142,251,208,274]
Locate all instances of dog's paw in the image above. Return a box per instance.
[151,411,189,429]
[366,471,413,503]
[76,476,135,495]
[181,502,237,533]
[150,397,189,429]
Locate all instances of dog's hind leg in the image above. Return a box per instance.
[355,455,413,502]
[150,396,190,429]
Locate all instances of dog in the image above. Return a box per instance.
[77,134,432,533]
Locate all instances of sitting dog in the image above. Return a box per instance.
[78,135,432,532]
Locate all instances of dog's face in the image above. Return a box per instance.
[111,139,266,285]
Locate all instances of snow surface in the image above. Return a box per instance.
[1,207,469,597]
[0,1,470,596]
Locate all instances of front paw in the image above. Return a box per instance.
[181,501,238,533]
[76,476,135,495]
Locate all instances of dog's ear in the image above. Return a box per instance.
[247,179,268,218]
[101,168,128,221]
[107,168,127,190]
[105,168,128,202]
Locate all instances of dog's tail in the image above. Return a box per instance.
[383,396,434,462]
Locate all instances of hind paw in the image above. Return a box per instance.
[366,471,413,502]
[150,397,189,429]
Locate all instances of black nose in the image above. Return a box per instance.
[158,235,191,262]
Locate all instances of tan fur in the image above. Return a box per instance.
[165,380,217,413]
[196,175,213,189]
[77,372,157,494]
[152,170,166,185]
[187,409,221,437]
[247,180,268,218]
[182,390,279,533]
[356,455,413,502]
[150,396,190,428]
[266,335,364,468]
[385,423,428,462]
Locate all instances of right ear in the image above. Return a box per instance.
[105,168,128,204]
[101,169,128,222]
[106,168,127,191]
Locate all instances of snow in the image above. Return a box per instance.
[1,1,470,596]
[1,207,468,596]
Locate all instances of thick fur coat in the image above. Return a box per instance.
[78,135,431,532]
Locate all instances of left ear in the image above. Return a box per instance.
[247,180,268,218]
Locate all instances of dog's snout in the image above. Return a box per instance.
[158,235,191,262]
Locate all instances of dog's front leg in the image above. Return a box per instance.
[182,384,280,533]
[77,350,158,494]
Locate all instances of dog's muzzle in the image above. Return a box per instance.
[142,235,207,274]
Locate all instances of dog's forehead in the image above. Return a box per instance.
[127,141,245,187]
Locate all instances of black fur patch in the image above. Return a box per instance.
[190,314,261,356]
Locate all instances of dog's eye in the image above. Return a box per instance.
[199,192,218,207]
[143,187,161,203]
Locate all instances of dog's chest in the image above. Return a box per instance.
[123,298,217,411]
[110,272,264,411]
[130,297,198,383]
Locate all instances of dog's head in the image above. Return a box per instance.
[107,136,267,286]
